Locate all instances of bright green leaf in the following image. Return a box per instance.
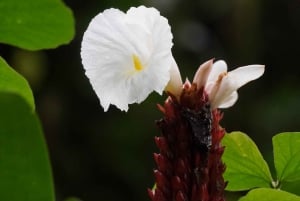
[239,188,300,201]
[0,57,34,110]
[0,0,74,50]
[222,132,273,191]
[273,132,300,182]
[0,93,54,201]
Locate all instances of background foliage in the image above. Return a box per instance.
[222,132,300,200]
[0,0,73,200]
[1,0,300,200]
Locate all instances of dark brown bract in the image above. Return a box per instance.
[148,84,227,201]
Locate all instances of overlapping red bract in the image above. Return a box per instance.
[148,84,227,201]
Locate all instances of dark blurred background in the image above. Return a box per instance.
[2,0,300,200]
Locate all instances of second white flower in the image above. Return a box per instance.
[81,6,174,111]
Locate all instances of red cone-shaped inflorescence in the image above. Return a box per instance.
[148,84,227,201]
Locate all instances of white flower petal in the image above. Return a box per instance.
[206,60,228,84]
[227,64,265,89]
[81,6,174,111]
[192,59,213,90]
[210,64,265,109]
[218,91,238,108]
[165,57,183,97]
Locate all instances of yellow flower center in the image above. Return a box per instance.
[133,55,144,71]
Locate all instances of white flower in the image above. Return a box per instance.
[81,6,175,111]
[164,57,183,98]
[193,60,265,109]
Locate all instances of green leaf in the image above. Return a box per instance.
[0,57,34,110]
[222,132,273,191]
[239,188,300,201]
[0,0,74,50]
[273,132,300,182]
[0,93,54,201]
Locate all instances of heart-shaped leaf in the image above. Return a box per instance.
[273,132,300,182]
[222,132,273,191]
[239,188,300,201]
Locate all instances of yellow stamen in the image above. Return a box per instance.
[133,55,144,71]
